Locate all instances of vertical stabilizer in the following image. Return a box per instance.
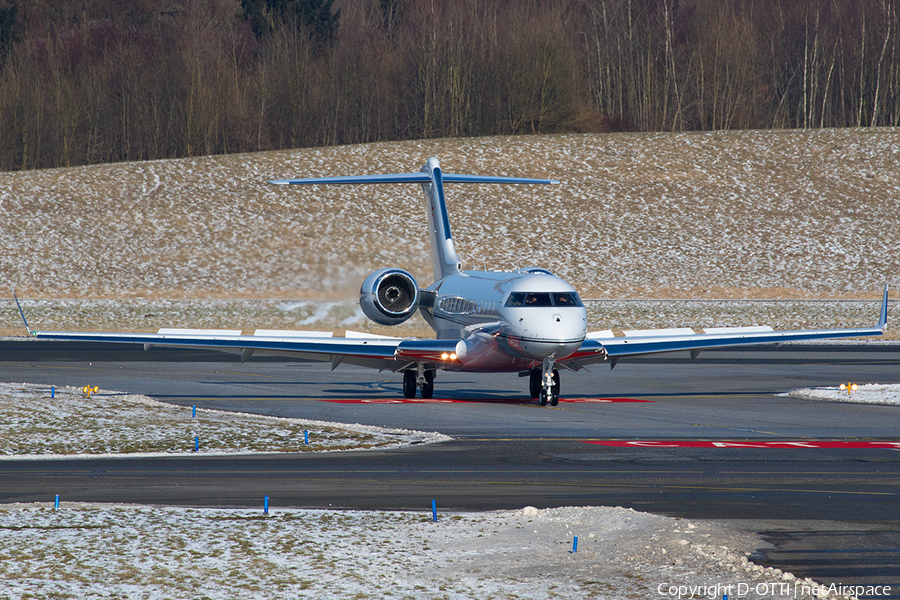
[420,157,462,280]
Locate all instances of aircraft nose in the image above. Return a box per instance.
[518,337,582,361]
[509,309,586,360]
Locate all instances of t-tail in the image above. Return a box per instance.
[271,157,558,281]
[420,157,462,279]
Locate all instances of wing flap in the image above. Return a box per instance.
[253,329,334,338]
[622,327,695,337]
[586,329,615,339]
[700,326,774,334]
[157,328,243,336]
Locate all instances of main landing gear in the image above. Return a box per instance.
[402,367,434,399]
[529,360,560,407]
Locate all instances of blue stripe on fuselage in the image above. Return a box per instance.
[432,166,452,241]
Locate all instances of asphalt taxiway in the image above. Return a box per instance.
[1,341,900,592]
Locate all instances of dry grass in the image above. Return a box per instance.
[1,129,897,336]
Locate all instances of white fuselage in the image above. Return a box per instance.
[422,269,587,372]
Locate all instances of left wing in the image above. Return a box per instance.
[563,285,889,369]
[30,328,462,372]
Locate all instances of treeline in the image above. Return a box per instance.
[1,0,898,171]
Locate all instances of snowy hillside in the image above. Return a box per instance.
[1,129,897,335]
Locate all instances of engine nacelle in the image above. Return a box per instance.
[359,268,421,326]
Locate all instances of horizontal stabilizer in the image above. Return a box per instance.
[270,173,558,185]
[441,174,559,185]
[271,173,430,185]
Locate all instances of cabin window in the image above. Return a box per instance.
[439,296,477,314]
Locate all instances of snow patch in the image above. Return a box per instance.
[782,383,900,405]
[0,503,833,600]
[0,382,450,457]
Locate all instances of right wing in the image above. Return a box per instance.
[563,285,889,369]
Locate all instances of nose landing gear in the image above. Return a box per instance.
[530,360,560,406]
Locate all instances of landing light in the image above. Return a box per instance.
[441,353,458,361]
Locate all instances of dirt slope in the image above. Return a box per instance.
[1,129,897,335]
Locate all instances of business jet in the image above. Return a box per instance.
[22,157,889,406]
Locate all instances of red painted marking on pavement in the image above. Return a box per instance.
[582,440,900,449]
[324,398,458,404]
[575,398,654,403]
[321,397,653,405]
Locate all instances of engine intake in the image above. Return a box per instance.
[360,268,420,326]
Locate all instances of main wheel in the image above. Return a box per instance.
[529,369,541,399]
[421,370,435,399]
[402,371,416,399]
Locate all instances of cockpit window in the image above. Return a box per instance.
[552,292,583,307]
[524,293,552,307]
[506,292,550,306]
[505,292,583,307]
[505,292,526,307]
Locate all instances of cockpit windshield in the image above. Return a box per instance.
[505,291,583,307]
[552,292,582,306]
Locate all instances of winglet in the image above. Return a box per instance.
[878,284,889,331]
[12,290,35,336]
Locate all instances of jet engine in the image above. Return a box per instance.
[359,268,421,326]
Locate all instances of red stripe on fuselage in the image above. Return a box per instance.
[582,440,900,448]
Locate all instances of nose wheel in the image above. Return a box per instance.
[539,387,559,406]
[530,366,560,406]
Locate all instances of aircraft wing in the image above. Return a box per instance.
[30,328,464,372]
[563,285,890,368]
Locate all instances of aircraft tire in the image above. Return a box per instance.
[402,371,416,399]
[539,389,548,406]
[421,370,435,399]
[529,369,541,398]
[550,389,559,407]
